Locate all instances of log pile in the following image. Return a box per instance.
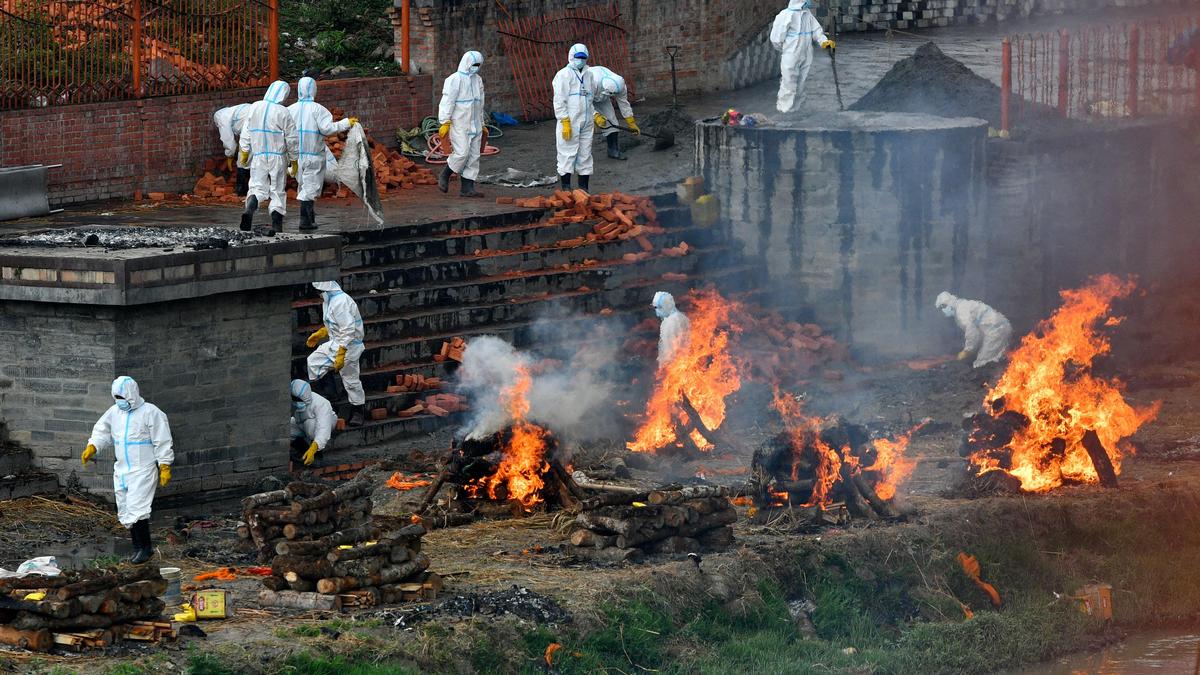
[0,566,169,652]
[750,417,903,521]
[566,486,736,562]
[243,478,440,610]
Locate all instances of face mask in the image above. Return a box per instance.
[293,401,307,413]
[469,65,480,75]
[655,305,669,319]
[941,306,955,318]
[116,399,132,412]
[571,58,587,71]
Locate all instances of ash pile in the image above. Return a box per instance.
[242,477,439,611]
[0,566,172,652]
[0,226,263,251]
[566,486,736,563]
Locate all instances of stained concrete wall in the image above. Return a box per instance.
[697,112,989,359]
[0,288,293,501]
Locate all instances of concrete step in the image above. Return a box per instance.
[328,410,467,450]
[338,219,596,270]
[338,208,548,247]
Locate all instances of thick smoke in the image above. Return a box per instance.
[455,313,624,442]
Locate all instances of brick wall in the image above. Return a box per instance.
[392,0,1193,116]
[0,75,433,207]
[0,288,296,501]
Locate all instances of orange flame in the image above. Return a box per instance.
[386,472,433,491]
[865,424,923,501]
[969,275,1159,491]
[628,289,744,453]
[476,365,550,509]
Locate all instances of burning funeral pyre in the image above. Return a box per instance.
[749,390,922,521]
[962,275,1159,492]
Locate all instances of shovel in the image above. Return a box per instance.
[829,46,845,112]
[605,122,675,151]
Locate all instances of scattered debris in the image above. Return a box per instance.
[377,585,571,628]
[0,226,262,251]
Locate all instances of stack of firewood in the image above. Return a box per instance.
[566,486,736,562]
[242,478,438,611]
[0,567,168,652]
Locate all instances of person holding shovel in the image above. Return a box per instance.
[590,65,638,160]
[770,0,835,113]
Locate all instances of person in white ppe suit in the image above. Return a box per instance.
[653,291,691,368]
[590,65,639,161]
[935,291,1013,369]
[770,0,835,114]
[552,43,597,191]
[437,50,486,198]
[81,377,173,565]
[287,77,358,231]
[238,80,299,232]
[212,102,252,196]
[306,281,367,426]
[289,379,336,466]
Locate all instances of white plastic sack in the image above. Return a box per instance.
[323,147,339,185]
[333,124,384,226]
[0,556,61,578]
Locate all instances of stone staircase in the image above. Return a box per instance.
[291,195,759,450]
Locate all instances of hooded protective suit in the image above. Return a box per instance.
[552,43,596,177]
[87,377,173,528]
[438,51,486,181]
[307,281,366,405]
[653,291,691,368]
[770,0,829,113]
[213,103,251,166]
[239,80,299,215]
[287,77,351,202]
[935,291,1013,368]
[590,66,633,139]
[289,379,336,451]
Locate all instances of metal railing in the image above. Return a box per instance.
[1,0,278,110]
[1001,15,1200,130]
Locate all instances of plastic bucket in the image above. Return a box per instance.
[160,567,182,603]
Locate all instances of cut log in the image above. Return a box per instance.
[569,529,617,548]
[616,507,737,549]
[272,556,333,581]
[241,489,289,510]
[1081,429,1120,488]
[315,554,430,594]
[275,540,329,558]
[414,469,450,515]
[0,574,78,591]
[851,474,900,519]
[13,598,164,631]
[548,459,586,504]
[341,588,381,608]
[55,567,160,601]
[260,576,288,592]
[0,596,80,620]
[576,511,664,537]
[576,491,650,511]
[285,481,329,499]
[570,471,645,495]
[326,542,392,563]
[117,579,168,603]
[257,590,340,611]
[0,625,52,652]
[284,520,337,540]
[567,546,643,563]
[647,485,730,505]
[290,479,368,515]
[76,591,116,615]
[288,578,316,593]
[838,465,874,519]
[332,556,385,579]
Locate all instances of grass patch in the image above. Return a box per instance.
[282,652,420,675]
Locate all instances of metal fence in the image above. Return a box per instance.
[0,0,278,110]
[498,4,634,122]
[1002,15,1200,130]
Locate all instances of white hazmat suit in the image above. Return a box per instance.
[770,0,830,113]
[552,43,596,184]
[239,80,299,217]
[213,103,251,165]
[87,377,174,528]
[654,291,691,368]
[438,50,486,181]
[308,281,366,407]
[290,379,336,451]
[590,66,633,138]
[935,291,1013,369]
[287,77,351,203]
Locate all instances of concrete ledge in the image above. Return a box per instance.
[0,231,341,306]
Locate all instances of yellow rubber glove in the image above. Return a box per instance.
[625,117,640,134]
[821,39,836,50]
[225,156,234,172]
[303,442,319,466]
[23,592,45,601]
[81,444,96,466]
[306,326,329,348]
[438,121,451,137]
[288,160,298,178]
[593,112,608,128]
[957,350,972,361]
[333,346,347,371]
[348,117,359,127]
[239,149,250,166]
[159,465,171,487]
[560,118,571,141]
[173,603,196,622]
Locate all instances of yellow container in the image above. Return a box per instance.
[676,176,705,204]
[690,194,720,229]
[1072,583,1113,620]
[191,589,228,620]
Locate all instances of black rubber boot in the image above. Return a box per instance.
[560,174,571,190]
[438,165,452,193]
[348,405,366,427]
[606,134,626,160]
[299,201,317,231]
[235,167,251,196]
[270,210,284,233]
[130,519,154,565]
[578,174,590,192]
[460,178,483,198]
[239,195,258,231]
